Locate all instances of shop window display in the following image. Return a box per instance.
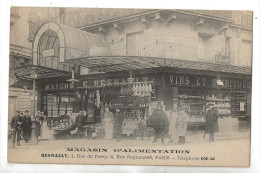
[205,90,231,117]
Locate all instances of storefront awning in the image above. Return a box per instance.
[9,65,71,80]
[9,78,33,90]
[65,56,252,74]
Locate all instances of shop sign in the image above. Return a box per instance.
[83,76,151,87]
[167,75,251,89]
[44,82,74,90]
[81,74,251,89]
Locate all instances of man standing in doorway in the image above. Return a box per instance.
[205,103,219,142]
[11,111,23,147]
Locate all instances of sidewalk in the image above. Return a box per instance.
[185,130,250,144]
[8,130,250,150]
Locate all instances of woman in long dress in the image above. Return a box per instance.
[168,104,178,143]
[41,116,52,140]
[103,106,114,139]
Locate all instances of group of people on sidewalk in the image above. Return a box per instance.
[11,103,219,147]
[148,102,219,144]
[10,110,31,147]
[10,110,49,148]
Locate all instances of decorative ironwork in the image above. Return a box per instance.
[29,8,154,40]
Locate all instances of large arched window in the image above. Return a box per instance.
[32,22,110,73]
[37,30,72,72]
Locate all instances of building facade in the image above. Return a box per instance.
[11,8,252,130]
[9,7,33,123]
[28,9,252,68]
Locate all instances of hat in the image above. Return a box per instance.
[24,110,29,113]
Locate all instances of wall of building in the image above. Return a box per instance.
[10,7,32,48]
[26,8,252,68]
[8,88,32,123]
[103,17,252,67]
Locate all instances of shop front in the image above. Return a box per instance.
[21,21,251,140]
[35,66,251,139]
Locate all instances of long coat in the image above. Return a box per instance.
[175,110,189,136]
[22,116,32,138]
[149,109,169,133]
[113,112,125,134]
[205,108,219,133]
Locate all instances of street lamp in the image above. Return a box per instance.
[67,67,79,84]
[30,69,38,145]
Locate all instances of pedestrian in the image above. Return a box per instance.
[41,115,51,140]
[22,110,31,143]
[35,116,41,140]
[168,103,178,143]
[75,111,85,139]
[205,103,219,142]
[10,111,23,147]
[149,107,169,144]
[175,107,189,144]
[103,106,114,140]
[26,111,32,140]
[113,108,125,142]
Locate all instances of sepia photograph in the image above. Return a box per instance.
[6,6,253,167]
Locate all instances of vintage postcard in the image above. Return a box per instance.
[8,7,252,166]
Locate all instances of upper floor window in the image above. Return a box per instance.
[240,40,252,67]
[126,32,144,56]
[225,37,231,56]
[198,34,211,60]
[59,8,66,15]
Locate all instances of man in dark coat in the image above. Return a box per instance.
[148,107,169,144]
[113,108,125,142]
[11,111,23,147]
[75,111,85,139]
[22,110,32,143]
[205,103,219,142]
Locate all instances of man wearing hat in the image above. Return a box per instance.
[205,102,219,142]
[22,110,32,143]
[10,111,23,147]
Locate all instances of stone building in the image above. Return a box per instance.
[28,8,252,69]
[11,8,252,128]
